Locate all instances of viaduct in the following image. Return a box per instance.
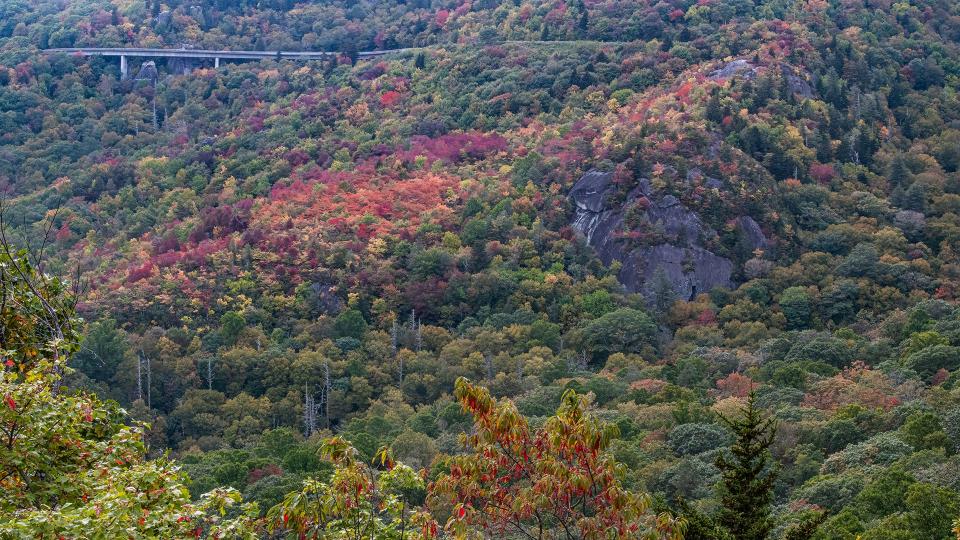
[43,47,403,78]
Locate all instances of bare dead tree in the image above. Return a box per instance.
[390,318,398,357]
[323,361,331,428]
[415,317,423,352]
[0,197,85,395]
[202,356,214,390]
[303,383,317,437]
[136,352,143,402]
[139,348,152,409]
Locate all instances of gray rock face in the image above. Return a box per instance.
[780,65,815,99]
[709,60,815,99]
[736,216,769,251]
[305,282,343,315]
[166,57,199,76]
[709,59,756,81]
[135,61,159,83]
[570,170,733,301]
[155,10,172,26]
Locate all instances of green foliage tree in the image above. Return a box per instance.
[906,345,960,378]
[669,423,731,456]
[0,246,258,537]
[905,483,960,539]
[219,310,247,346]
[73,318,127,381]
[267,436,437,539]
[649,267,678,315]
[334,308,368,340]
[900,412,952,452]
[578,307,657,360]
[779,286,812,330]
[714,392,779,540]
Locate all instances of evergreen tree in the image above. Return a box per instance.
[414,51,426,70]
[673,499,732,540]
[714,392,778,540]
[705,89,724,123]
[578,0,589,33]
[889,153,911,188]
[648,267,678,315]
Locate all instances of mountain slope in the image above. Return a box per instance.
[2,1,960,538]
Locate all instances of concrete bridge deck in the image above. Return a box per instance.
[43,47,404,77]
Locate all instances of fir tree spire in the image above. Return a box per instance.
[715,391,778,540]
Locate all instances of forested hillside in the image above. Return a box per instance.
[2,0,960,538]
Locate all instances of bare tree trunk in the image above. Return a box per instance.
[323,362,331,428]
[415,318,422,352]
[140,349,152,409]
[206,356,213,390]
[390,318,398,357]
[303,383,315,437]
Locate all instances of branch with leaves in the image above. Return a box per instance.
[431,377,685,540]
[268,436,438,539]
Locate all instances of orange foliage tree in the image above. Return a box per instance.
[430,378,685,540]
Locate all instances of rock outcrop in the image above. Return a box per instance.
[709,59,756,81]
[570,170,734,301]
[709,60,815,99]
[735,216,769,251]
[134,61,159,83]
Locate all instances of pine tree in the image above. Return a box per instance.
[714,391,778,540]
[889,153,911,189]
[705,89,724,123]
[414,51,426,70]
[648,266,677,315]
[577,0,589,33]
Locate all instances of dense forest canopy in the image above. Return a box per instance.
[2,0,960,538]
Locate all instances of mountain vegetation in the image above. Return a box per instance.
[2,0,960,538]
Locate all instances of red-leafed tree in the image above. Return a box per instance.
[808,162,836,184]
[430,378,685,540]
[381,90,402,107]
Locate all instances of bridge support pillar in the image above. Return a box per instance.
[120,55,128,79]
[215,57,220,69]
